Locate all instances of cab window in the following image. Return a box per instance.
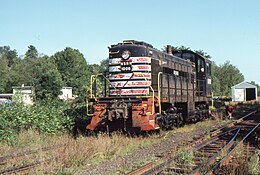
[197,58,205,73]
[206,63,211,75]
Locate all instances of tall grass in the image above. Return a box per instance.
[0,130,161,174]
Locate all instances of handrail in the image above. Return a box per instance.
[90,75,96,98]
[89,73,117,98]
[147,85,155,115]
[87,75,97,116]
[87,73,116,116]
[86,98,94,116]
[157,72,162,114]
[87,71,158,116]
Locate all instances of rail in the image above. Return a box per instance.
[205,122,260,175]
[0,144,66,175]
[191,128,241,174]
[127,110,259,175]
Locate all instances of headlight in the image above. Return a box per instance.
[122,50,131,60]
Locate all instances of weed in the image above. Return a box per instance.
[177,148,194,165]
[248,152,259,175]
[234,143,244,158]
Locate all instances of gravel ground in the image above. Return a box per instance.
[77,120,225,175]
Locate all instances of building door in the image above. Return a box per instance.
[246,88,256,101]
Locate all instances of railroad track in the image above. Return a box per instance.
[127,110,259,175]
[0,144,67,174]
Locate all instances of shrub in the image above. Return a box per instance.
[0,100,75,145]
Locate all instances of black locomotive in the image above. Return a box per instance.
[87,40,212,132]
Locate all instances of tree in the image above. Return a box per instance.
[25,45,38,60]
[0,46,19,93]
[99,58,109,72]
[51,48,89,98]
[0,46,19,67]
[0,58,8,93]
[34,56,63,100]
[13,56,40,87]
[162,45,191,53]
[212,62,221,96]
[215,61,244,96]
[162,45,212,60]
[194,50,212,59]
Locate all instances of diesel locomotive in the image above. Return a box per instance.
[86,40,212,132]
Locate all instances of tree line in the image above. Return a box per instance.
[0,45,105,101]
[1,45,259,101]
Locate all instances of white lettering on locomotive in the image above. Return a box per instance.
[110,80,151,87]
[110,88,149,95]
[109,57,151,64]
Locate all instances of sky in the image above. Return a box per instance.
[1,0,260,84]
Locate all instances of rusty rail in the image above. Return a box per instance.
[0,144,66,175]
[0,159,50,175]
[191,110,257,146]
[204,122,260,175]
[190,128,241,174]
[0,144,66,165]
[126,110,258,175]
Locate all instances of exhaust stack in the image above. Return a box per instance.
[166,45,173,55]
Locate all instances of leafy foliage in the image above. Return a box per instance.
[0,46,19,93]
[194,49,212,59]
[213,61,244,96]
[0,58,9,93]
[0,101,74,144]
[25,45,38,60]
[34,56,63,100]
[212,63,221,95]
[177,148,194,165]
[51,47,89,98]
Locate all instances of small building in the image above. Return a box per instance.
[59,87,73,100]
[231,82,257,102]
[12,85,35,105]
[0,94,13,105]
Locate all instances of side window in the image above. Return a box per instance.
[206,63,211,76]
[174,53,181,58]
[197,58,205,73]
[182,53,195,62]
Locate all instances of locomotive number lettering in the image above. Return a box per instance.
[121,61,131,66]
[121,66,132,71]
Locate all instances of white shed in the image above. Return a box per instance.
[59,87,73,100]
[12,85,35,105]
[231,82,257,102]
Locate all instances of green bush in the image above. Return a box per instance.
[0,100,75,145]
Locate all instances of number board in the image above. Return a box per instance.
[121,61,132,72]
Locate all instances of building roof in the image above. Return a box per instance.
[231,82,257,89]
[61,87,72,89]
[12,86,33,90]
[0,94,13,97]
